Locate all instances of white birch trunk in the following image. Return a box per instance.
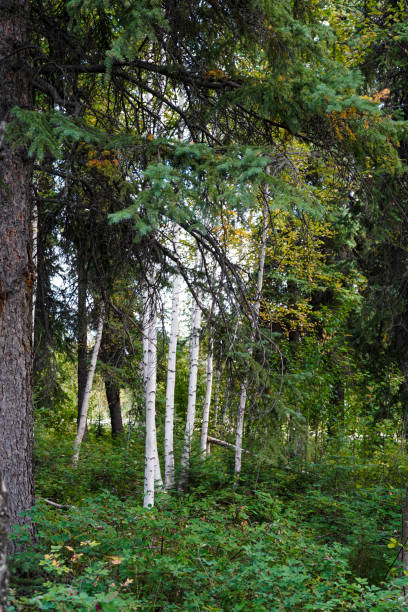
[73,304,105,465]
[142,286,163,490]
[164,272,181,489]
[234,199,268,477]
[150,315,163,489]
[179,290,202,486]
[200,336,213,458]
[142,283,163,507]
[143,291,156,508]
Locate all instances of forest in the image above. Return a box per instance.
[2,0,408,610]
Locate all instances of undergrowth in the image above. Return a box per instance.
[8,429,408,611]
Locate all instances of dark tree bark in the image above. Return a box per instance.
[105,378,124,436]
[0,476,9,611]
[77,254,88,426]
[100,317,124,436]
[0,0,35,537]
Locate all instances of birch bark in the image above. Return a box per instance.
[164,272,181,488]
[200,334,214,458]
[73,304,105,465]
[234,200,268,477]
[143,283,162,507]
[179,289,202,485]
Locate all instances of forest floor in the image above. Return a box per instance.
[8,428,408,611]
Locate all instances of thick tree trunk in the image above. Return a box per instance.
[0,0,35,536]
[105,378,124,436]
[77,255,88,426]
[234,199,268,478]
[179,290,202,486]
[31,204,38,347]
[73,305,104,465]
[164,272,181,489]
[0,476,9,611]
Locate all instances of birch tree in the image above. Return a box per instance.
[201,325,214,458]
[234,199,268,477]
[164,271,181,488]
[143,281,162,507]
[179,286,202,486]
[73,303,105,465]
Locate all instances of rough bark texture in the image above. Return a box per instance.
[100,316,124,437]
[0,0,35,536]
[105,378,124,436]
[0,476,9,611]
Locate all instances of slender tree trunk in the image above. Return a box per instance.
[164,272,181,489]
[77,255,88,426]
[179,289,202,486]
[150,317,163,488]
[105,378,124,436]
[143,286,162,506]
[0,0,35,536]
[0,475,9,611]
[73,304,105,465]
[142,285,163,494]
[213,360,221,430]
[221,383,229,427]
[234,199,268,478]
[200,335,214,458]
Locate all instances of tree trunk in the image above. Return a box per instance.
[179,289,202,486]
[77,254,88,426]
[143,285,163,506]
[73,304,104,465]
[142,284,163,492]
[0,476,9,611]
[213,360,221,430]
[105,378,124,436]
[200,336,214,458]
[0,0,35,536]
[164,272,181,489]
[234,199,268,478]
[31,204,38,347]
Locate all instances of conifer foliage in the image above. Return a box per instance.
[3,0,408,609]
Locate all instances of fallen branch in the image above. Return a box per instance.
[43,498,75,510]
[207,436,250,453]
